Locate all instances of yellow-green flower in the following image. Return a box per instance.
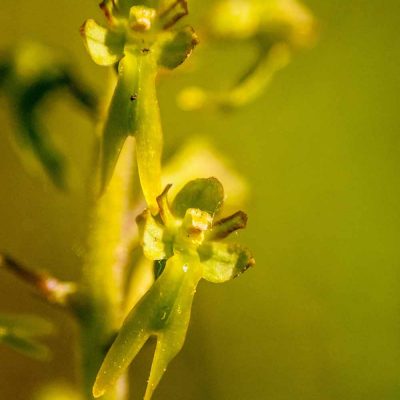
[81,0,198,212]
[93,178,254,399]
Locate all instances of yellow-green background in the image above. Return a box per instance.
[1,1,399,399]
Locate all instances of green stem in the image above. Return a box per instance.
[78,137,136,400]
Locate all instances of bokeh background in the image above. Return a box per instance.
[1,1,400,399]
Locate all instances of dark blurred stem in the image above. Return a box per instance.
[77,135,136,400]
[0,253,75,307]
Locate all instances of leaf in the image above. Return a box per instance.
[198,242,255,283]
[172,177,224,218]
[93,253,202,399]
[0,42,98,189]
[17,111,67,189]
[101,53,139,191]
[158,27,199,69]
[0,314,53,336]
[0,314,53,360]
[0,333,50,360]
[80,19,124,66]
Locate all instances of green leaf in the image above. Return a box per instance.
[0,314,53,336]
[172,177,224,218]
[80,19,124,66]
[136,209,172,260]
[101,53,139,191]
[198,242,255,283]
[0,43,97,189]
[17,110,67,189]
[0,314,53,360]
[158,27,199,69]
[93,253,202,399]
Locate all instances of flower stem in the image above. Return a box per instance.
[78,137,136,400]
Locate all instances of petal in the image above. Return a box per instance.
[199,242,255,283]
[136,209,172,261]
[157,26,199,70]
[80,19,124,66]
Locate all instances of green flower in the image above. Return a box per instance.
[81,1,198,211]
[93,178,254,399]
[178,0,315,111]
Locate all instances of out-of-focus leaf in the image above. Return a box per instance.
[80,19,124,66]
[35,383,83,400]
[0,42,97,189]
[158,27,199,69]
[198,242,255,283]
[0,314,53,360]
[171,177,224,218]
[0,314,53,336]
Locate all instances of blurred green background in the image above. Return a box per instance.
[1,1,400,399]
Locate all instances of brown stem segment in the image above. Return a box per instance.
[0,253,75,307]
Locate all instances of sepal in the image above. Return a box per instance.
[136,209,172,261]
[172,177,224,218]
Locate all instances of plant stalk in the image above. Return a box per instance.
[78,136,136,400]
